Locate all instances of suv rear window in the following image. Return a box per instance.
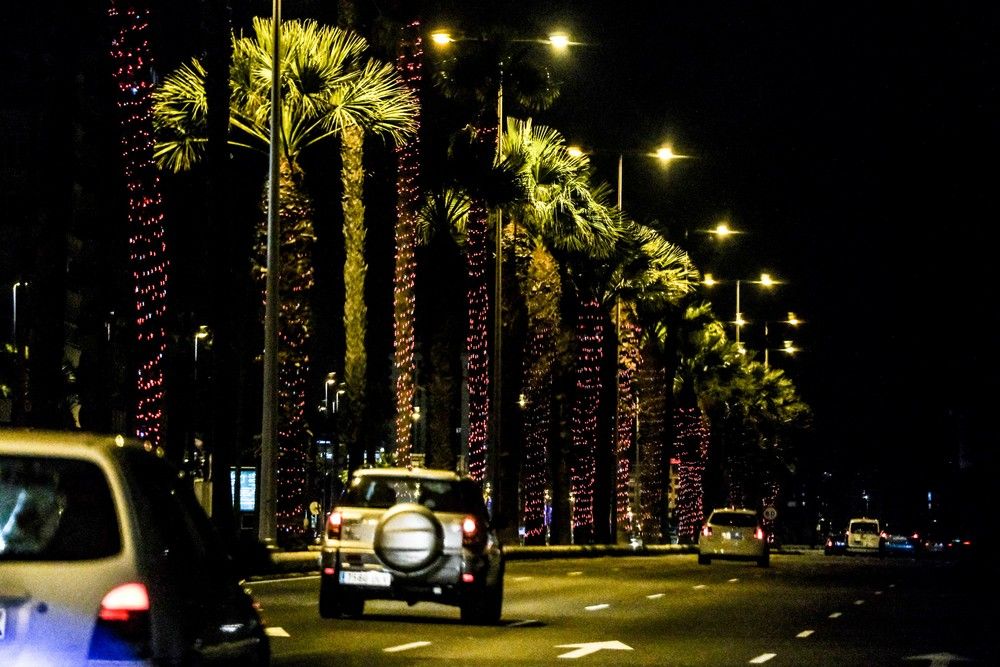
[849,521,879,534]
[343,476,487,518]
[0,455,121,561]
[709,512,758,528]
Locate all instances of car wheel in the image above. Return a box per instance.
[460,580,503,625]
[697,553,710,565]
[758,553,770,568]
[341,593,365,618]
[374,503,444,573]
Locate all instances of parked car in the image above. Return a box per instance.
[823,531,848,555]
[0,429,269,666]
[845,517,883,554]
[918,532,975,559]
[697,508,770,567]
[881,532,918,557]
[319,466,505,624]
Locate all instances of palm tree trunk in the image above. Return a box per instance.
[341,123,368,470]
[465,199,490,482]
[569,293,604,543]
[391,21,422,466]
[615,311,641,541]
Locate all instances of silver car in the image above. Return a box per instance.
[0,429,269,666]
[697,507,770,567]
[319,467,504,624]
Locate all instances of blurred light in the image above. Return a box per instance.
[567,145,584,157]
[430,31,453,45]
[703,273,717,286]
[548,32,570,49]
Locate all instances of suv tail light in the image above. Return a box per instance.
[755,527,765,541]
[701,525,712,537]
[462,515,485,548]
[327,511,343,540]
[88,582,151,660]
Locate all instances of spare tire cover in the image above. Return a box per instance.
[373,503,444,573]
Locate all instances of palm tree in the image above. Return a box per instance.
[153,17,416,538]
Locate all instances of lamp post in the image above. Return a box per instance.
[259,0,281,546]
[430,28,573,509]
[762,312,802,367]
[703,272,781,352]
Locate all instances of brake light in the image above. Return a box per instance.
[462,515,483,548]
[89,583,151,660]
[755,527,764,541]
[99,582,149,622]
[327,511,343,540]
[701,525,712,537]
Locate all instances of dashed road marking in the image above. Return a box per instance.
[829,612,842,619]
[728,578,739,583]
[875,590,883,595]
[585,604,610,611]
[507,619,541,627]
[646,593,665,599]
[854,599,866,606]
[265,627,290,637]
[797,630,815,638]
[568,571,583,576]
[513,576,533,581]
[384,641,432,653]
[749,653,777,663]
[693,584,707,589]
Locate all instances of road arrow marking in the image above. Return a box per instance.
[265,627,290,637]
[384,641,431,653]
[556,641,633,659]
[903,652,972,666]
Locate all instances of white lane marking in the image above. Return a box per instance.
[728,578,739,583]
[556,641,633,659]
[646,593,665,599]
[507,619,541,627]
[875,590,883,595]
[514,576,533,581]
[749,653,777,663]
[585,604,610,611]
[889,584,896,589]
[854,599,866,605]
[265,627,290,637]
[384,641,432,653]
[568,571,583,576]
[797,630,815,638]
[693,584,707,589]
[829,612,842,618]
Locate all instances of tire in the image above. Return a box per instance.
[697,553,710,565]
[341,594,365,618]
[758,552,770,568]
[460,580,503,625]
[374,503,444,573]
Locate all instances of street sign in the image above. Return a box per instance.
[763,506,778,521]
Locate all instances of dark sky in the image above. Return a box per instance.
[437,1,999,517]
[4,1,996,525]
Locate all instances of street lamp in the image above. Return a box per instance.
[260,0,282,546]
[430,27,573,506]
[762,312,802,367]
[702,272,781,349]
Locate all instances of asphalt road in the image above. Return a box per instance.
[248,551,991,666]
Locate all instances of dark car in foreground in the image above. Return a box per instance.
[0,429,269,666]
[824,532,848,555]
[320,467,505,624]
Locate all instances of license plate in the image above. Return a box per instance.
[723,531,743,541]
[0,607,6,640]
[340,570,391,587]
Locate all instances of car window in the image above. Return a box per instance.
[0,455,121,561]
[850,521,879,534]
[343,476,487,518]
[710,512,757,528]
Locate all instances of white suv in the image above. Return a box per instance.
[697,508,770,567]
[0,429,269,666]
[319,467,504,624]
[846,517,883,554]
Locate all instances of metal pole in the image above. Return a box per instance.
[735,279,741,347]
[492,78,503,509]
[11,282,20,342]
[616,154,623,210]
[259,0,281,546]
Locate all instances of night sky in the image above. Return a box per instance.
[3,1,997,530]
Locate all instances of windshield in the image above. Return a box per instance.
[709,511,758,528]
[850,521,879,534]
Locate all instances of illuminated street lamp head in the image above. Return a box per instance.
[702,273,717,286]
[786,311,801,326]
[430,31,454,45]
[735,313,747,327]
[782,340,799,355]
[567,145,585,157]
[655,146,688,161]
[548,32,570,50]
[758,273,778,287]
